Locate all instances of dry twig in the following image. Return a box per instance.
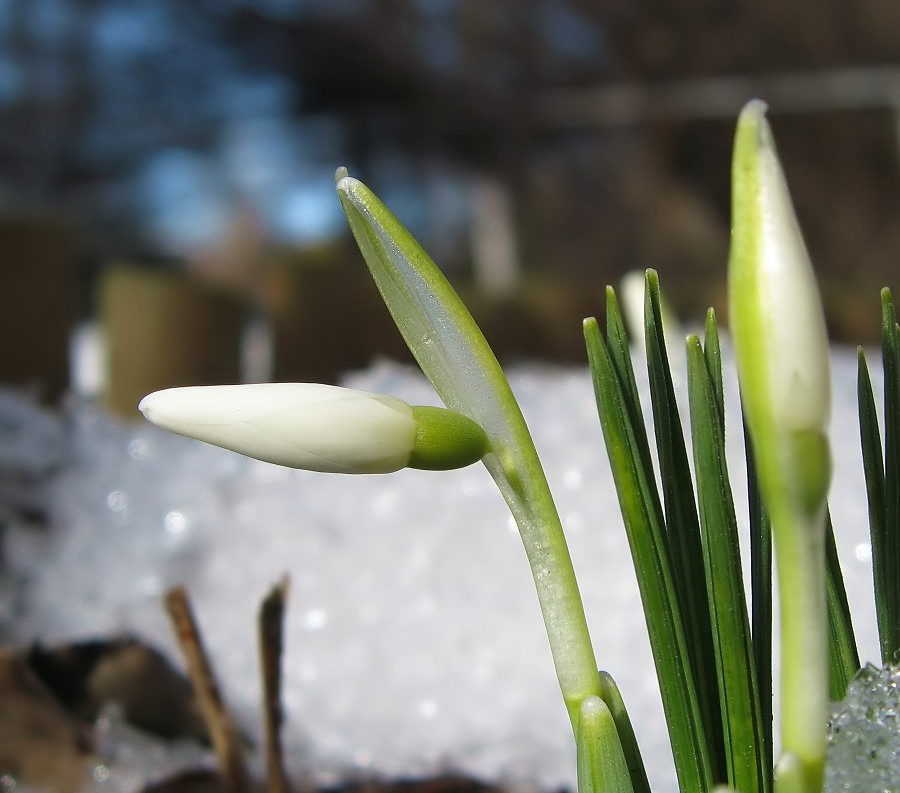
[259,575,291,793]
[165,586,250,793]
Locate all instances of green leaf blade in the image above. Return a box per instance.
[878,288,900,661]
[584,315,713,793]
[745,420,774,784]
[857,345,890,663]
[644,273,725,783]
[687,336,768,793]
[823,511,860,699]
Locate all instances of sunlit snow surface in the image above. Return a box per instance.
[826,663,900,793]
[4,344,885,793]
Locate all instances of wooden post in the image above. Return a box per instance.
[0,215,75,403]
[100,266,246,419]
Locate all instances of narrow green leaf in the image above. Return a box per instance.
[745,419,774,786]
[576,696,635,793]
[878,288,900,661]
[606,286,656,480]
[605,286,640,402]
[823,511,860,700]
[857,346,890,662]
[584,316,713,793]
[644,273,724,782]
[687,335,766,793]
[597,672,652,793]
[703,309,725,426]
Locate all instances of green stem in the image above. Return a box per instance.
[770,495,828,793]
[493,452,602,726]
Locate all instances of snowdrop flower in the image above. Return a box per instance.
[139,383,489,474]
[728,99,831,793]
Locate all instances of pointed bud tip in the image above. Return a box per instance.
[334,168,362,198]
[138,390,162,423]
[136,383,421,473]
[734,99,771,159]
[740,97,769,122]
[138,386,222,430]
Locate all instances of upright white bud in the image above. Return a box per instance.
[728,99,831,791]
[729,99,832,519]
[139,383,488,474]
[729,99,831,437]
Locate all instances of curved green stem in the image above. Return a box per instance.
[336,170,600,725]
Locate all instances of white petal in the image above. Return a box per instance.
[756,117,831,432]
[139,383,416,473]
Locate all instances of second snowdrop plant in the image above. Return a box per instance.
[729,100,831,793]
[141,101,900,793]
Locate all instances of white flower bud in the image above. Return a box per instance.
[729,99,833,523]
[139,383,488,474]
[729,100,833,785]
[729,99,831,436]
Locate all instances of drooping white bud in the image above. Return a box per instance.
[139,383,488,474]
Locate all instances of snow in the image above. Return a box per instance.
[826,663,900,793]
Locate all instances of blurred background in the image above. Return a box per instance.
[1,0,899,413]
